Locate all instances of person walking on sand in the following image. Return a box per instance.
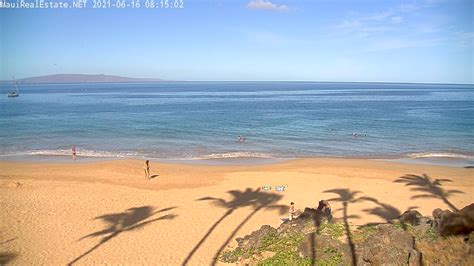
[289,202,296,221]
[144,160,150,179]
[72,145,77,160]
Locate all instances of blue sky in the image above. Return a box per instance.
[1,0,472,83]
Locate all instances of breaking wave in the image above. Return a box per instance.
[408,152,473,159]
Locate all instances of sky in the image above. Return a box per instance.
[0,0,473,83]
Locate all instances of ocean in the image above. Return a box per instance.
[1,82,473,166]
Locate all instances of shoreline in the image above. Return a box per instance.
[0,152,473,168]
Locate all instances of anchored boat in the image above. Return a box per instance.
[7,78,20,97]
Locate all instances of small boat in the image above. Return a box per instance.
[7,78,20,97]
[7,91,19,97]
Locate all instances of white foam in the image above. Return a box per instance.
[10,149,275,161]
[198,152,274,160]
[408,152,472,159]
[25,149,139,158]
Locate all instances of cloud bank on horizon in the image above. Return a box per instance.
[1,0,472,83]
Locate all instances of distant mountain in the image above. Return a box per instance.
[1,74,164,84]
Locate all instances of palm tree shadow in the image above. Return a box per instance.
[324,188,363,266]
[182,187,287,266]
[360,196,417,230]
[394,174,464,211]
[70,205,178,265]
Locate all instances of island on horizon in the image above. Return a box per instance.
[0,74,164,84]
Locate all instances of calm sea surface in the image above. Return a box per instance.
[1,82,473,165]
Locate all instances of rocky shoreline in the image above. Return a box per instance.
[220,202,474,265]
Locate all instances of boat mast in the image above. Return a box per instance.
[12,76,19,93]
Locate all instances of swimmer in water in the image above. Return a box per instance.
[238,135,246,142]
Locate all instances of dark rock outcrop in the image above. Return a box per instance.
[277,204,333,236]
[316,200,333,222]
[221,203,474,265]
[433,208,452,229]
[399,210,423,225]
[236,225,277,250]
[356,224,421,266]
[434,204,474,236]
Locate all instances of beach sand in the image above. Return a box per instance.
[0,158,472,265]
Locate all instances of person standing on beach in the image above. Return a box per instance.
[144,160,150,179]
[72,145,77,160]
[289,202,295,221]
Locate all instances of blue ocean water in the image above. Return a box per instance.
[1,82,473,164]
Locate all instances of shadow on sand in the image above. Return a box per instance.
[0,252,17,264]
[182,187,287,266]
[395,174,464,211]
[69,205,177,265]
[360,196,418,230]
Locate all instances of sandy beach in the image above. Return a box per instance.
[0,158,472,265]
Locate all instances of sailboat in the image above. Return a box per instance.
[7,78,20,97]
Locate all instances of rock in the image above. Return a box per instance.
[435,204,474,237]
[468,232,474,256]
[467,231,474,245]
[418,216,433,226]
[277,205,333,237]
[413,216,434,236]
[394,213,434,235]
[408,249,422,266]
[433,208,451,230]
[297,203,332,225]
[236,225,277,250]
[298,207,320,220]
[357,224,420,266]
[399,210,423,225]
[316,200,333,222]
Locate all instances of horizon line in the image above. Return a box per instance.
[2,73,473,86]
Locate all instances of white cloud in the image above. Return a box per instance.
[368,37,444,51]
[399,4,419,12]
[246,0,288,12]
[336,18,395,37]
[333,2,435,38]
[391,16,403,24]
[455,31,474,47]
